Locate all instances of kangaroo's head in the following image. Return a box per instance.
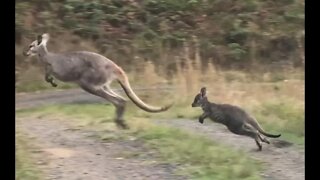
[23,33,50,57]
[192,87,208,107]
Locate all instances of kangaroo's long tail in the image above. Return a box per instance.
[115,67,173,113]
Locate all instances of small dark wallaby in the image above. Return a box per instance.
[191,87,281,151]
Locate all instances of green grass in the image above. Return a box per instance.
[257,102,304,135]
[138,125,262,180]
[16,131,42,180]
[253,101,304,145]
[16,104,263,180]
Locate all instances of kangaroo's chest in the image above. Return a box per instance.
[49,60,83,82]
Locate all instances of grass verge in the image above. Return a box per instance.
[16,80,76,93]
[16,131,42,180]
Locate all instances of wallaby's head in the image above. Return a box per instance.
[192,87,208,107]
[23,33,50,57]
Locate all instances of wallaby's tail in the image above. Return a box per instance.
[249,118,281,138]
[116,68,173,113]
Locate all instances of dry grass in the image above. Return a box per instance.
[127,45,304,144]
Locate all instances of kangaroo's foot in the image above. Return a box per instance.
[115,119,129,129]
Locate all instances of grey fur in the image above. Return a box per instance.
[191,87,281,151]
[23,33,172,129]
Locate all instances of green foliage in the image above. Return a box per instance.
[227,43,247,61]
[144,0,202,14]
[15,2,31,42]
[15,0,304,69]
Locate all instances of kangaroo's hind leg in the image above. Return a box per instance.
[103,85,128,128]
[79,83,129,129]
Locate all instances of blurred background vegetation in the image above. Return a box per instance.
[16,0,304,83]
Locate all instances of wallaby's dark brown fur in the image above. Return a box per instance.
[192,87,281,151]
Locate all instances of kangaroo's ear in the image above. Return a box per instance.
[200,87,206,97]
[37,35,42,45]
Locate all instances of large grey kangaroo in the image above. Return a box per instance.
[22,33,172,129]
[191,87,281,151]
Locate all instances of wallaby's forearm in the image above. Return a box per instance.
[199,112,208,124]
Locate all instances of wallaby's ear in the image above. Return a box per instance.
[37,35,42,45]
[200,87,206,97]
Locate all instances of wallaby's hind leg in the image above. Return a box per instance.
[245,123,270,144]
[254,139,262,151]
[258,134,270,144]
[79,84,129,129]
[235,124,262,151]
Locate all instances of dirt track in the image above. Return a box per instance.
[16,88,305,180]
